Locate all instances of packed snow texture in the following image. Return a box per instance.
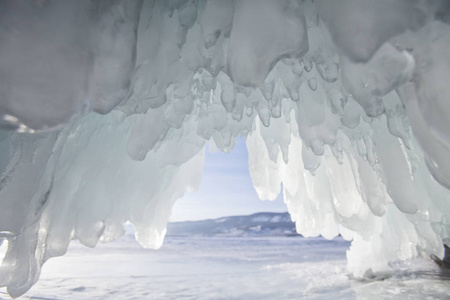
[6,236,449,300]
[2,0,450,296]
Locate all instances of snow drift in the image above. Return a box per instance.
[1,0,450,296]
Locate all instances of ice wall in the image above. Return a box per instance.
[1,0,450,296]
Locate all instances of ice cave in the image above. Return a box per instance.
[1,0,450,297]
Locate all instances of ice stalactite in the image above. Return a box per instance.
[1,0,450,296]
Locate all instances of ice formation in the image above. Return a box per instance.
[1,0,450,296]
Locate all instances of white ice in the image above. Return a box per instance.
[1,0,450,297]
[3,235,449,300]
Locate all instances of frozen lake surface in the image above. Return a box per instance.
[2,236,449,299]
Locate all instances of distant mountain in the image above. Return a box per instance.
[166,212,300,237]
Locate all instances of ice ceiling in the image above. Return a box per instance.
[1,0,450,297]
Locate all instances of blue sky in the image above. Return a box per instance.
[170,137,287,222]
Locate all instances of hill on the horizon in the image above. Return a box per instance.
[166,212,300,237]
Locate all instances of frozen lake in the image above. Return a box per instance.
[2,236,449,299]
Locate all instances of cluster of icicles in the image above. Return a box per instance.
[1,0,450,297]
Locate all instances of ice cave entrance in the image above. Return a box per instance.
[3,0,450,298]
[171,137,287,223]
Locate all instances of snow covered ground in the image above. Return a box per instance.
[1,234,449,300]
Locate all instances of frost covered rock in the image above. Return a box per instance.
[1,0,450,297]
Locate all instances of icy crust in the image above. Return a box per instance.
[0,111,207,297]
[1,0,450,296]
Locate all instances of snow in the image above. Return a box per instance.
[1,0,450,297]
[2,236,449,300]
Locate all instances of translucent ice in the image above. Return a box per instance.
[1,0,450,297]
